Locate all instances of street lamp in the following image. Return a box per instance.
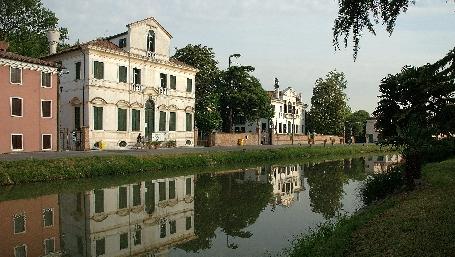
[227,53,241,132]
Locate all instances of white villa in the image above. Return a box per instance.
[59,175,195,257]
[235,85,307,141]
[270,164,305,207]
[45,17,198,149]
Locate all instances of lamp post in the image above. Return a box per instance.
[227,53,241,132]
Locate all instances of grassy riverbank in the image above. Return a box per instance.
[0,145,386,186]
[286,158,455,257]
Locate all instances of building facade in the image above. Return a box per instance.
[60,175,195,256]
[365,118,380,143]
[45,17,198,150]
[235,87,307,143]
[0,45,58,154]
[0,195,61,257]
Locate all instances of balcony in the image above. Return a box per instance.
[159,87,168,95]
[131,84,143,92]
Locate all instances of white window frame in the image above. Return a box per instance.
[10,66,22,85]
[42,208,54,227]
[11,134,24,152]
[43,237,55,255]
[40,71,52,88]
[10,97,23,117]
[41,134,53,151]
[41,100,53,118]
[14,244,27,257]
[13,213,26,234]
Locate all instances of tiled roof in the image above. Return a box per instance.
[43,39,124,58]
[0,50,57,67]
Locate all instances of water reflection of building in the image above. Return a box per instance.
[270,164,305,207]
[365,155,403,174]
[0,195,61,257]
[60,175,195,257]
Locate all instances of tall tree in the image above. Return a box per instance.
[309,70,351,136]
[333,1,454,59]
[373,47,455,185]
[346,110,370,143]
[173,44,222,135]
[0,0,68,57]
[218,66,274,132]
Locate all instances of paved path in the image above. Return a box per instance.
[0,144,351,161]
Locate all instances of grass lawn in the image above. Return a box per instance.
[286,158,455,257]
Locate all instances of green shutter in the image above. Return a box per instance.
[119,187,127,209]
[94,107,103,130]
[170,75,176,90]
[186,178,192,195]
[75,62,81,80]
[159,112,166,131]
[94,189,104,213]
[133,183,141,206]
[169,180,176,199]
[169,112,176,131]
[145,182,155,214]
[119,66,127,83]
[94,61,104,79]
[159,182,166,201]
[186,113,192,131]
[132,109,140,131]
[186,78,192,92]
[120,233,128,250]
[118,108,127,131]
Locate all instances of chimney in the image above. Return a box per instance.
[47,29,60,55]
[0,41,9,51]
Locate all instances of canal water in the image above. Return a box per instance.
[0,155,401,257]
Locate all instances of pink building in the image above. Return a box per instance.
[0,43,58,154]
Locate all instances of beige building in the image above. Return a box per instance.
[365,118,380,143]
[59,175,195,257]
[44,17,198,150]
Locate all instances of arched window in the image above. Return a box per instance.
[147,30,155,53]
[288,102,292,114]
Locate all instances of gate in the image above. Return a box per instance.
[60,128,84,151]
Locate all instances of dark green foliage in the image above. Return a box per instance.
[361,166,405,205]
[0,0,69,57]
[218,66,274,132]
[173,45,222,134]
[374,48,455,185]
[333,0,414,59]
[309,70,351,135]
[345,110,370,143]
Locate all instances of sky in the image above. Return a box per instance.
[42,0,455,114]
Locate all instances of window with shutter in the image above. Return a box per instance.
[44,238,55,254]
[11,97,22,117]
[10,67,22,84]
[118,187,127,209]
[186,178,192,195]
[120,233,128,250]
[118,108,127,131]
[93,107,103,130]
[75,107,81,129]
[186,113,192,132]
[186,78,193,92]
[160,223,166,238]
[158,182,166,201]
[186,216,192,230]
[11,134,23,150]
[41,72,51,88]
[132,109,140,131]
[94,61,104,79]
[94,189,104,213]
[160,73,167,88]
[41,100,52,118]
[133,68,141,84]
[14,245,27,257]
[133,183,141,206]
[75,62,81,80]
[145,182,155,214]
[96,238,105,256]
[14,214,26,233]
[169,220,176,234]
[169,180,176,199]
[42,135,52,150]
[169,112,176,131]
[159,112,166,131]
[119,66,127,83]
[134,228,142,245]
[170,75,176,90]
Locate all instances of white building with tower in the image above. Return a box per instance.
[235,79,307,143]
[44,17,198,149]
